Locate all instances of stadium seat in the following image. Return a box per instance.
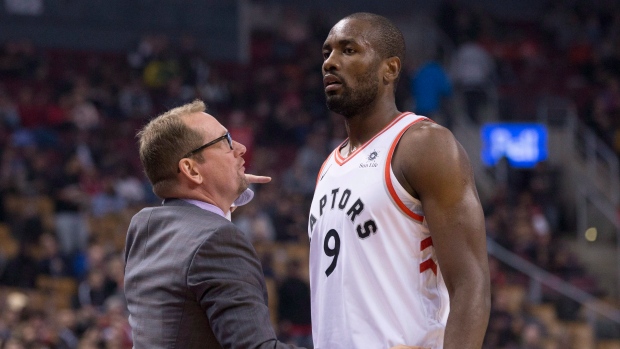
[35,275,77,310]
[264,277,278,327]
[564,321,595,349]
[529,303,566,339]
[0,223,19,258]
[495,284,526,315]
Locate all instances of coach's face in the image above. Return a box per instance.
[322,18,381,118]
[182,112,249,206]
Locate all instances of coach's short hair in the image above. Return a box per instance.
[344,12,405,64]
[137,99,206,197]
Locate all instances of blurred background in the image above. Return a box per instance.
[0,0,619,348]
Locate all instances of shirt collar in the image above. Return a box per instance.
[181,199,226,218]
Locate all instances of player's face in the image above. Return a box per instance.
[322,18,381,118]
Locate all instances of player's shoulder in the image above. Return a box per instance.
[399,119,457,153]
[394,119,472,193]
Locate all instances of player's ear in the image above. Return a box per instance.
[383,56,401,85]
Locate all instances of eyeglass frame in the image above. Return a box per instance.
[181,132,233,159]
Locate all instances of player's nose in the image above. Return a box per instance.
[322,51,339,73]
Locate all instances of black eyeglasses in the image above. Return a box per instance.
[182,132,233,159]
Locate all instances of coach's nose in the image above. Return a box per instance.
[233,140,246,157]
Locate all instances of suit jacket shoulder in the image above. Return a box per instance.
[124,199,304,348]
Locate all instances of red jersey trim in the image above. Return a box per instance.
[384,118,429,223]
[333,112,413,166]
[420,237,433,251]
[419,258,437,275]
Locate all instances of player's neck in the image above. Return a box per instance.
[344,103,401,149]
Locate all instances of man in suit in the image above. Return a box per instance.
[124,99,304,348]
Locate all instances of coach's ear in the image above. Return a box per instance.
[178,158,203,185]
[383,56,401,85]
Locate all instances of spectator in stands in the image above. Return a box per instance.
[74,269,114,312]
[281,161,316,198]
[234,200,276,243]
[70,93,100,131]
[410,48,453,128]
[55,309,79,349]
[0,91,19,130]
[73,243,107,281]
[51,154,90,258]
[10,205,44,246]
[77,327,104,349]
[199,70,231,108]
[37,233,72,277]
[292,126,328,181]
[162,76,196,111]
[113,166,147,207]
[592,77,620,145]
[483,288,522,348]
[138,35,178,91]
[271,196,299,242]
[91,177,127,218]
[98,296,132,348]
[0,40,44,80]
[0,242,38,289]
[118,77,153,119]
[450,33,496,123]
[103,255,125,302]
[277,259,312,348]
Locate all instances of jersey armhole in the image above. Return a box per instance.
[383,118,431,223]
[315,150,335,186]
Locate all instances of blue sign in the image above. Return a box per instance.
[481,123,548,168]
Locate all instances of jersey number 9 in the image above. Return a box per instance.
[324,229,340,277]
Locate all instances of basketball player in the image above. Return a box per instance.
[308,13,491,349]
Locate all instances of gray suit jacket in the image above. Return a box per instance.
[124,199,304,349]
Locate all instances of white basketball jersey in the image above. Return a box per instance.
[308,112,449,349]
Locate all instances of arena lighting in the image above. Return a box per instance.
[585,227,598,242]
[480,123,548,168]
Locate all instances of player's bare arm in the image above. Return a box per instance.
[392,121,491,349]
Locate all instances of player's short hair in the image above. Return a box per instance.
[344,12,405,65]
[137,99,206,196]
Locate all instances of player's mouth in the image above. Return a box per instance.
[324,74,343,92]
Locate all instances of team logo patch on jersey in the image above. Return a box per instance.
[360,149,379,168]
